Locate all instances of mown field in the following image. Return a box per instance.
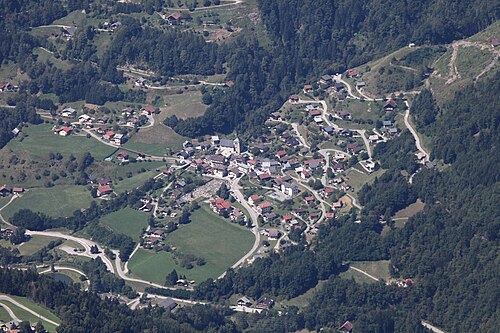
[99,207,149,240]
[128,205,254,283]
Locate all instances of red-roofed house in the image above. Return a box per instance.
[491,38,500,47]
[258,173,271,182]
[0,184,10,196]
[346,69,359,78]
[257,201,272,214]
[97,185,113,196]
[142,106,157,115]
[326,212,335,219]
[303,85,313,94]
[248,194,261,206]
[384,98,398,111]
[103,131,115,140]
[281,214,292,223]
[304,196,315,204]
[339,321,353,333]
[210,198,232,215]
[225,80,235,88]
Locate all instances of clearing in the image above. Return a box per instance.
[128,205,254,283]
[99,208,149,240]
[340,260,391,284]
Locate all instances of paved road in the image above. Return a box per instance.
[0,294,60,327]
[39,266,90,285]
[25,230,115,273]
[421,321,447,333]
[0,302,20,321]
[404,101,429,163]
[218,177,261,278]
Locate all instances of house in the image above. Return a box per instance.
[322,125,334,135]
[208,154,226,166]
[257,201,272,214]
[258,173,271,182]
[62,26,77,38]
[158,298,178,311]
[319,74,333,85]
[491,38,500,47]
[281,182,299,197]
[281,214,293,223]
[313,116,324,124]
[368,134,379,142]
[112,133,124,145]
[237,296,252,307]
[346,68,359,78]
[248,194,261,206]
[117,152,129,163]
[103,131,115,140]
[142,106,157,115]
[326,212,335,219]
[382,120,393,127]
[356,81,366,88]
[304,196,315,204]
[339,321,353,333]
[333,82,345,92]
[384,98,398,111]
[78,114,91,123]
[268,228,281,240]
[303,84,313,94]
[255,297,274,310]
[388,127,400,135]
[97,185,113,196]
[224,80,235,88]
[12,187,24,194]
[308,109,322,117]
[210,198,232,215]
[263,212,277,223]
[289,95,300,103]
[335,110,352,120]
[0,185,10,196]
[300,170,310,179]
[61,107,76,118]
[167,12,183,24]
[347,143,362,155]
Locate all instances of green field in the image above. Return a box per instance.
[113,170,159,194]
[0,304,11,322]
[128,205,254,283]
[2,186,94,219]
[0,295,60,332]
[17,235,58,256]
[100,208,148,240]
[342,260,391,284]
[7,124,116,160]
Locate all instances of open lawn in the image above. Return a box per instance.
[0,305,11,322]
[350,260,391,281]
[394,199,425,219]
[456,47,495,79]
[2,186,94,219]
[7,123,116,160]
[340,269,378,284]
[32,47,70,70]
[344,167,385,195]
[113,170,159,194]
[1,295,61,332]
[18,235,58,256]
[100,208,148,240]
[283,280,327,308]
[124,125,186,154]
[128,205,254,283]
[159,91,207,121]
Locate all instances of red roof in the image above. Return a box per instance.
[258,201,272,209]
[325,187,335,193]
[303,84,313,90]
[282,214,292,221]
[0,82,5,89]
[250,194,260,201]
[304,158,324,165]
[105,131,114,137]
[339,321,353,331]
[326,212,335,218]
[0,184,8,191]
[98,185,112,193]
[308,109,322,117]
[276,150,287,156]
[305,196,314,201]
[143,106,156,113]
[169,12,182,20]
[384,98,398,108]
[225,80,235,87]
[62,126,72,132]
[217,201,232,210]
[258,173,271,180]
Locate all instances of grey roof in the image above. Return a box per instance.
[220,139,234,148]
[158,298,178,310]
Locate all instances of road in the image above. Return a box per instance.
[0,195,18,225]
[355,129,372,159]
[421,321,447,333]
[404,101,429,163]
[218,177,261,279]
[333,74,361,100]
[346,193,362,210]
[0,294,60,327]
[0,302,20,321]
[39,266,90,285]
[25,230,115,273]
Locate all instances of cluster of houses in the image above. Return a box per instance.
[209,197,246,223]
[0,320,47,333]
[88,177,114,197]
[0,81,18,93]
[0,184,24,197]
[236,296,275,310]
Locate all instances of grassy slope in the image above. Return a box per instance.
[128,205,254,283]
[99,207,148,240]
[0,295,60,332]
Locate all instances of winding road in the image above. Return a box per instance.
[0,295,60,327]
[404,101,429,163]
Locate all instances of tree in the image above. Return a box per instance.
[165,269,178,286]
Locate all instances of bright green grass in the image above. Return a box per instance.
[113,170,158,194]
[339,269,378,284]
[100,208,148,240]
[0,295,60,332]
[350,260,391,281]
[128,205,254,283]
[17,235,58,256]
[0,304,11,322]
[2,186,94,219]
[7,124,116,160]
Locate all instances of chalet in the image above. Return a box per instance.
[309,211,320,220]
[333,82,345,92]
[304,196,315,204]
[208,155,226,166]
[322,187,335,197]
[11,128,20,136]
[97,185,113,196]
[257,201,272,214]
[281,182,299,197]
[356,81,366,88]
[300,169,311,179]
[210,198,232,215]
[61,107,76,118]
[308,109,322,118]
[255,297,274,310]
[384,99,398,111]
[341,129,353,137]
[99,178,112,186]
[103,131,115,140]
[382,120,393,127]
[319,74,333,85]
[313,116,324,124]
[237,297,252,307]
[117,152,129,162]
[346,68,359,78]
[332,201,343,210]
[388,127,400,135]
[304,158,324,169]
[322,125,334,135]
[248,194,261,206]
[135,77,147,87]
[339,321,353,333]
[332,162,347,173]
[335,110,352,120]
[303,84,313,94]
[347,143,362,155]
[62,26,77,38]
[337,90,348,101]
[142,106,157,115]
[12,187,24,194]
[268,228,281,240]
[491,38,500,47]
[258,173,271,182]
[368,134,379,142]
[326,212,335,219]
[167,12,183,24]
[289,95,300,103]
[78,114,91,123]
[231,208,244,222]
[0,185,10,196]
[270,112,281,120]
[281,214,293,223]
[158,298,178,311]
[263,212,277,223]
[224,80,235,88]
[112,133,124,145]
